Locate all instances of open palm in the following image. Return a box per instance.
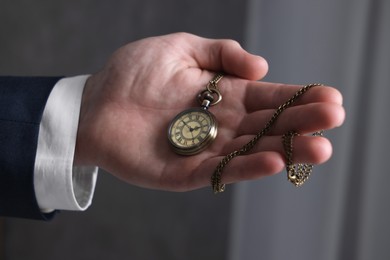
[75,33,345,192]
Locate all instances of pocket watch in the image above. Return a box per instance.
[168,107,218,155]
[167,74,223,155]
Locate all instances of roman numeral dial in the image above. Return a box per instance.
[168,108,218,155]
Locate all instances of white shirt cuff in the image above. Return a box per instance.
[34,75,98,212]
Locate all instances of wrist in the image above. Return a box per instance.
[74,74,98,166]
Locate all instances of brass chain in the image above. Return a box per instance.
[207,73,224,91]
[283,130,323,187]
[211,83,324,193]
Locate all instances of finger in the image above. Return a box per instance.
[218,135,331,186]
[187,151,284,191]
[189,135,331,190]
[222,135,332,164]
[243,82,343,112]
[237,102,345,136]
[185,34,269,80]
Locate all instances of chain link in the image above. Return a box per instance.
[207,73,224,92]
[211,83,324,193]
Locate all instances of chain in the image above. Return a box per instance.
[283,130,323,187]
[207,73,224,91]
[211,83,324,193]
[198,73,224,107]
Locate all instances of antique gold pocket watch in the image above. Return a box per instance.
[168,74,223,155]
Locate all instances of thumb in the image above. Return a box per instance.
[187,34,268,80]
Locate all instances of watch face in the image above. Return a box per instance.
[168,108,217,155]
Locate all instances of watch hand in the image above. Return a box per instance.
[181,120,194,139]
[181,120,193,131]
[191,126,202,131]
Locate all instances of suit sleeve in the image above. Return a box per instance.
[0,76,62,220]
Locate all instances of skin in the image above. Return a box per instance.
[74,32,345,192]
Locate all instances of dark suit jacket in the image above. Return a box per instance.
[0,76,62,220]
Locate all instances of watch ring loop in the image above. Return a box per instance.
[197,89,222,106]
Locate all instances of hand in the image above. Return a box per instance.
[74,32,345,191]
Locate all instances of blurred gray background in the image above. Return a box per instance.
[1,0,390,259]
